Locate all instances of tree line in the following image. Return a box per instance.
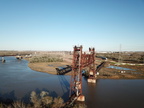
[97,52,144,63]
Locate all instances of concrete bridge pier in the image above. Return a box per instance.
[87,70,97,83]
[77,94,85,101]
[87,78,96,83]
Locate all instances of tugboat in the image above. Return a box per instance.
[2,57,5,63]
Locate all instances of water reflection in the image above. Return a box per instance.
[84,79,144,108]
[0,57,70,102]
[58,75,70,101]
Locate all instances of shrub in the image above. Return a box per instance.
[0,91,87,108]
[30,91,64,108]
[12,101,26,108]
[72,103,87,108]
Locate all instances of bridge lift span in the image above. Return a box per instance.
[69,45,96,103]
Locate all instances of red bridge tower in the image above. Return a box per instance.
[69,45,96,102]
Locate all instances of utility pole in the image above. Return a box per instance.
[118,44,122,64]
[143,52,144,64]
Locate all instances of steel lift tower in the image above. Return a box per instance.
[69,45,96,102]
[69,46,84,102]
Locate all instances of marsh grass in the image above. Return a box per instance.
[29,55,63,63]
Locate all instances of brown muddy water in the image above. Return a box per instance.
[0,56,144,108]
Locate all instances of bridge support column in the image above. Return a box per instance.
[87,47,96,83]
[77,95,85,101]
[87,69,97,83]
[87,71,96,83]
[70,46,85,103]
[87,78,96,83]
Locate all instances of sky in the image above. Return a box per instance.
[0,0,144,51]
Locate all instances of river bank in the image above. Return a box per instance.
[25,54,72,75]
[28,62,72,75]
[97,65,144,79]
[26,57,144,79]
[1,51,144,79]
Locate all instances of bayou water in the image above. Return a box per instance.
[0,56,144,108]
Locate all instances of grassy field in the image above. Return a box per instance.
[26,54,72,75]
[28,62,71,75]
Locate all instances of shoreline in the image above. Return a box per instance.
[27,62,144,79]
[25,57,144,79]
[28,61,72,75]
